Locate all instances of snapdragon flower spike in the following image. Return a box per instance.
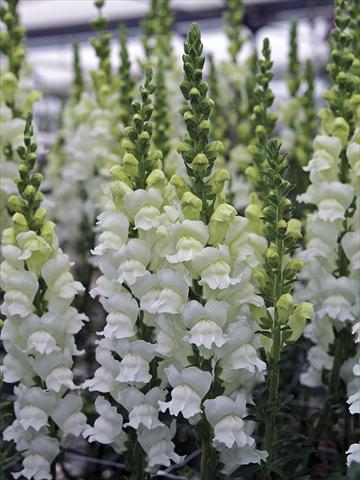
[254,139,312,473]
[178,23,224,223]
[141,0,173,67]
[223,0,247,64]
[1,115,88,480]
[118,67,162,189]
[245,38,277,197]
[118,24,135,127]
[70,40,84,105]
[153,57,172,162]
[298,0,360,455]
[90,0,112,99]
[286,20,301,98]
[86,64,189,472]
[0,0,40,230]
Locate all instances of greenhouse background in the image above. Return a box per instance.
[0,0,359,479]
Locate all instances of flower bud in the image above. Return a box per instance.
[319,108,335,135]
[122,152,139,177]
[146,169,166,189]
[8,195,26,213]
[266,246,279,266]
[283,259,304,280]
[1,72,17,102]
[286,218,302,235]
[210,169,231,194]
[170,175,187,199]
[34,208,46,224]
[252,267,266,289]
[331,117,350,146]
[189,87,200,100]
[245,166,259,183]
[41,221,55,245]
[208,203,237,245]
[249,305,269,328]
[181,191,202,220]
[30,173,43,189]
[2,227,16,245]
[12,213,28,233]
[192,153,209,176]
[277,220,287,236]
[286,302,313,343]
[276,294,295,325]
[23,185,36,200]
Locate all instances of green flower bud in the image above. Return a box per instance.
[208,203,237,245]
[12,213,28,233]
[110,165,130,185]
[192,153,209,176]
[34,207,46,224]
[189,87,200,100]
[111,181,133,207]
[286,302,313,343]
[250,304,270,328]
[277,219,287,236]
[1,72,17,102]
[245,166,259,183]
[319,108,335,135]
[266,245,279,266]
[122,152,139,177]
[41,221,55,245]
[276,294,295,325]
[23,90,41,111]
[283,259,304,280]
[30,173,43,189]
[23,185,36,200]
[170,175,187,199]
[286,218,302,234]
[122,137,136,151]
[2,227,16,245]
[8,195,26,213]
[146,169,166,189]
[181,191,202,220]
[252,267,267,289]
[331,117,350,146]
[210,168,231,194]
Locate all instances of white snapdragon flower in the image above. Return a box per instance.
[92,210,129,255]
[166,219,209,263]
[98,291,139,339]
[300,345,333,388]
[155,314,192,370]
[124,188,163,231]
[217,322,266,378]
[298,182,354,223]
[114,339,155,385]
[1,270,38,318]
[83,345,121,394]
[159,365,212,419]
[119,387,166,430]
[303,135,342,183]
[220,443,268,475]
[182,299,229,350]
[204,394,254,448]
[115,238,151,285]
[138,421,184,468]
[192,245,242,289]
[83,397,127,453]
[346,443,360,467]
[132,268,190,314]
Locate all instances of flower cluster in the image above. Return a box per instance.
[298,0,360,461]
[85,24,269,477]
[1,116,88,479]
[0,0,40,231]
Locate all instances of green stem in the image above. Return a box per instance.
[200,419,217,480]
